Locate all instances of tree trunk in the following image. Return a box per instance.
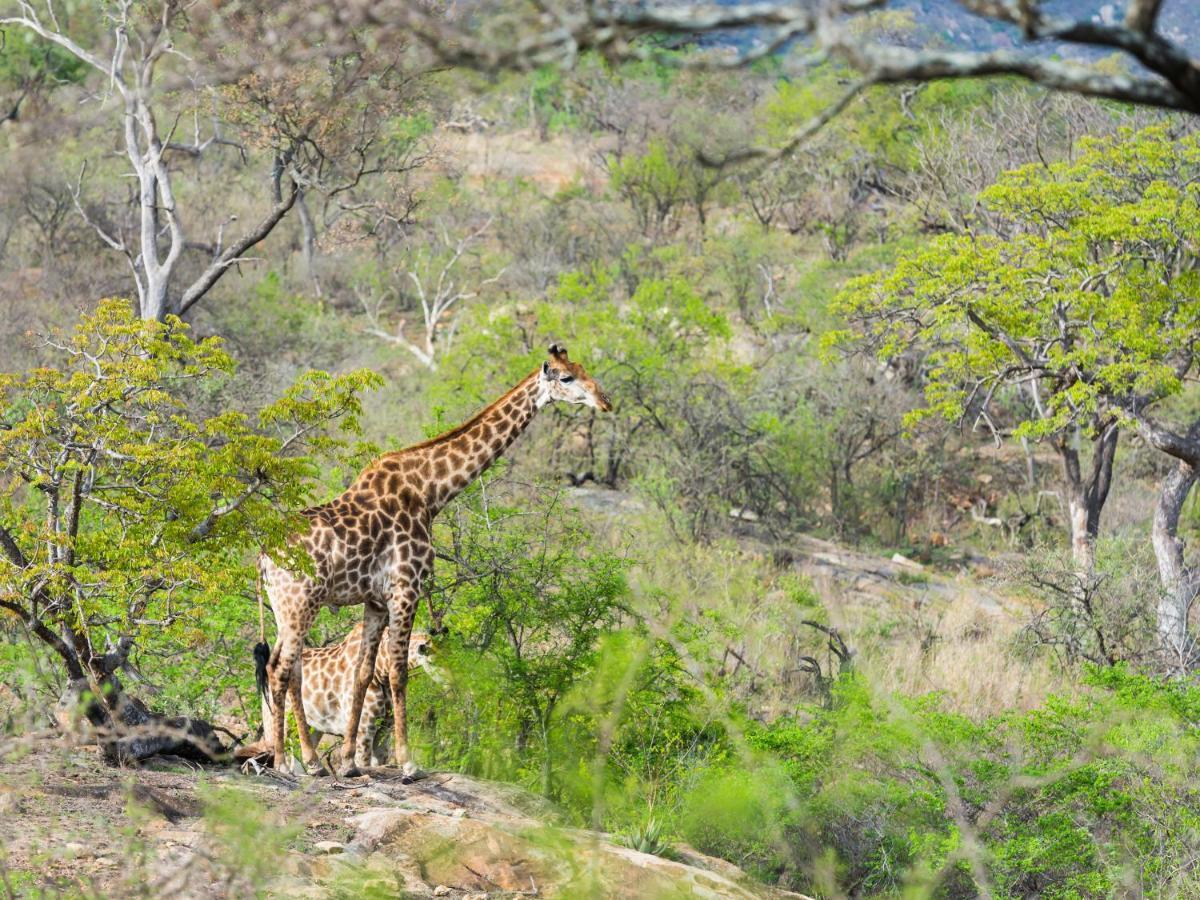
[1065,489,1095,574]
[297,189,322,296]
[1056,422,1118,578]
[141,271,171,322]
[540,714,553,798]
[40,618,227,763]
[63,671,228,765]
[1131,416,1200,668]
[1152,460,1199,671]
[1060,458,1099,578]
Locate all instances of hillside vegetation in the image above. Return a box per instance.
[3,5,1200,897]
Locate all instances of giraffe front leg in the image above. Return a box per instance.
[288,664,329,777]
[338,603,387,777]
[386,585,421,780]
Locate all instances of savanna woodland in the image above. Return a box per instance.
[6,1,1200,897]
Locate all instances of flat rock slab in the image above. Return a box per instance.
[0,742,808,898]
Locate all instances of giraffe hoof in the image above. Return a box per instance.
[338,764,364,779]
[400,762,427,784]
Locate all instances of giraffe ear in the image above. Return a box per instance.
[547,341,568,362]
[542,360,558,380]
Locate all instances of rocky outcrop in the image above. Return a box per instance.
[0,742,808,899]
[282,769,804,898]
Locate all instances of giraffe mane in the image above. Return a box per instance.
[397,368,539,454]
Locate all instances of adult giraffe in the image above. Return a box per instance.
[259,343,611,777]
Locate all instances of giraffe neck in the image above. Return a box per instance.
[420,370,544,513]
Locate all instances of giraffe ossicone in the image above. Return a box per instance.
[258,343,611,777]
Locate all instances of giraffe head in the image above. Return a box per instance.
[409,628,440,659]
[410,626,448,685]
[538,342,612,411]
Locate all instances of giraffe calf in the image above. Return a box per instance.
[254,623,445,769]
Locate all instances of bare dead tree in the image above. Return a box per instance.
[356,218,504,369]
[0,2,292,319]
[1,1,419,321]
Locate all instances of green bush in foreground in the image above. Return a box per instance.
[668,665,1200,897]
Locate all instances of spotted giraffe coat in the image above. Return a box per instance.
[256,625,441,767]
[260,343,612,775]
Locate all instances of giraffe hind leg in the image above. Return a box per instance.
[355,685,384,769]
[268,642,296,772]
[266,586,319,773]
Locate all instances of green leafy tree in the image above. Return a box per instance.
[610,139,735,241]
[0,299,380,753]
[610,141,688,241]
[431,263,750,538]
[422,482,631,797]
[831,125,1200,586]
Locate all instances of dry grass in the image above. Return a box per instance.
[828,584,1077,717]
[619,509,1076,722]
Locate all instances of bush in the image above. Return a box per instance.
[0,299,379,724]
[669,666,1200,897]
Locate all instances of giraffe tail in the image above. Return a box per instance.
[253,562,273,707]
[254,641,272,703]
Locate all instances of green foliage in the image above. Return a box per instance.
[831,124,1200,440]
[609,140,737,238]
[0,29,87,99]
[678,764,796,876]
[619,816,679,860]
[0,299,380,697]
[214,272,344,366]
[665,666,1200,897]
[413,482,629,786]
[406,482,725,838]
[609,141,687,238]
[527,65,582,135]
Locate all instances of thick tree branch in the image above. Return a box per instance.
[1126,408,1200,466]
[186,476,266,543]
[380,0,1200,116]
[833,41,1196,113]
[0,523,29,568]
[176,177,300,316]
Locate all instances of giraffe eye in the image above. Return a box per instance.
[559,375,575,384]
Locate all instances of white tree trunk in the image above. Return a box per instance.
[1152,461,1199,670]
[1065,492,1095,576]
